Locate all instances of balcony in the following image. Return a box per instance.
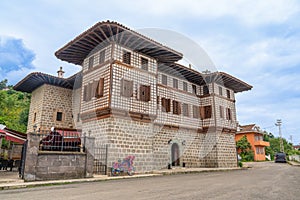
[254,140,270,147]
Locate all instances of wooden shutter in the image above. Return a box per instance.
[162,98,171,112]
[172,100,181,115]
[83,85,88,101]
[205,105,212,119]
[122,51,131,65]
[139,85,150,102]
[88,56,94,69]
[182,103,189,117]
[200,106,205,119]
[161,98,166,112]
[219,106,224,118]
[121,79,133,97]
[193,105,199,118]
[99,50,106,64]
[96,78,104,98]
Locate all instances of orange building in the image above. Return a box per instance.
[235,124,270,161]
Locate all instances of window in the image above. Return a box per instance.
[226,89,231,99]
[83,85,88,101]
[99,50,106,64]
[95,78,104,98]
[173,78,178,89]
[141,57,148,71]
[139,85,151,102]
[162,74,168,85]
[157,96,160,109]
[219,86,223,96]
[33,112,36,122]
[192,84,197,95]
[183,82,188,92]
[77,113,80,122]
[219,106,224,118]
[56,112,63,121]
[121,79,133,98]
[192,105,200,118]
[88,56,94,69]
[172,100,181,115]
[122,51,131,65]
[161,98,171,112]
[182,103,189,117]
[226,108,232,120]
[203,85,209,95]
[200,105,212,119]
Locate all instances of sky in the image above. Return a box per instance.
[0,0,299,144]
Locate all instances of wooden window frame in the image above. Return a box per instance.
[88,56,94,69]
[192,105,199,118]
[200,105,212,119]
[122,50,131,65]
[226,108,232,120]
[56,112,63,121]
[161,98,171,112]
[139,85,151,102]
[173,78,178,89]
[162,74,168,86]
[141,57,149,71]
[219,86,223,96]
[219,106,224,118]
[121,79,133,98]
[99,50,106,64]
[226,89,231,99]
[172,100,181,115]
[192,84,197,95]
[95,78,104,98]
[182,103,189,117]
[183,82,188,92]
[203,85,209,95]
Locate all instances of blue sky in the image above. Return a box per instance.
[0,0,299,144]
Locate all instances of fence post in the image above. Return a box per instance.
[105,144,108,175]
[61,130,64,151]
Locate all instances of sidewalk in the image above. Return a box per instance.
[288,161,300,167]
[0,167,241,190]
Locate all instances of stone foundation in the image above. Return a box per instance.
[83,116,238,173]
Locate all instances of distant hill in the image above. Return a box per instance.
[0,79,30,133]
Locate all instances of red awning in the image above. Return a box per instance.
[4,132,26,144]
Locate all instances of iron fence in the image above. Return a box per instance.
[37,130,84,152]
[93,144,108,175]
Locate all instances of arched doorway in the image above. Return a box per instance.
[171,143,180,166]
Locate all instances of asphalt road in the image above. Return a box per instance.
[0,162,299,200]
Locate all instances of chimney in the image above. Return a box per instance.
[57,66,65,78]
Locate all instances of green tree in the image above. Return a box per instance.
[0,79,8,90]
[236,135,254,161]
[0,80,31,133]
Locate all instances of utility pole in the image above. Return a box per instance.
[275,119,284,153]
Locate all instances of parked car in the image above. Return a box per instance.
[275,152,287,163]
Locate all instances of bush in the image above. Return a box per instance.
[238,161,243,167]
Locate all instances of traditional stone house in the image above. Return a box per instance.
[14,21,252,172]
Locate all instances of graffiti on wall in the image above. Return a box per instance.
[111,155,135,176]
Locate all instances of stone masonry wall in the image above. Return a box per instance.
[24,133,95,181]
[27,85,45,133]
[83,116,238,173]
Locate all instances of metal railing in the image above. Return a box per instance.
[38,130,84,152]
